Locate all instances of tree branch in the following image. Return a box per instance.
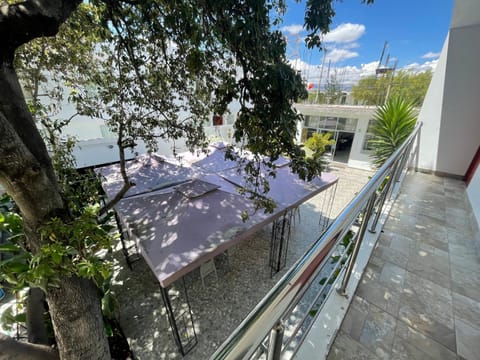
[99,124,131,216]
[0,0,81,62]
[0,334,59,360]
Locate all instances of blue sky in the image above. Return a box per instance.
[276,0,454,87]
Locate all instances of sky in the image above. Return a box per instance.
[276,0,454,89]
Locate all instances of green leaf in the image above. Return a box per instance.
[104,321,113,337]
[0,244,22,253]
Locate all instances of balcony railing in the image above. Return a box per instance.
[210,123,423,360]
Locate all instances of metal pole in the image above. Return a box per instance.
[369,162,398,233]
[267,321,285,360]
[160,286,185,355]
[337,192,377,296]
[314,49,327,104]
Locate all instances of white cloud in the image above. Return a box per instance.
[281,24,304,36]
[325,48,359,63]
[288,58,436,91]
[402,59,438,73]
[343,42,360,49]
[421,51,441,59]
[323,23,366,44]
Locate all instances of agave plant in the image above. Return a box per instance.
[369,97,417,168]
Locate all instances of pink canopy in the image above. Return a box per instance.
[115,173,337,287]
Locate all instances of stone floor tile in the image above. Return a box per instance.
[407,245,451,288]
[447,228,473,246]
[451,264,480,301]
[394,321,458,360]
[449,252,480,271]
[386,232,415,254]
[453,292,480,330]
[379,262,406,291]
[448,242,478,258]
[326,331,381,360]
[398,271,455,350]
[373,244,409,269]
[356,278,401,318]
[369,255,386,268]
[412,227,449,252]
[358,304,397,360]
[391,336,436,360]
[413,241,449,256]
[455,318,480,360]
[445,197,469,211]
[446,215,473,231]
[402,271,454,324]
[340,295,370,340]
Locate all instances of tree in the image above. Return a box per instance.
[304,132,335,167]
[369,97,417,167]
[0,0,374,358]
[351,70,432,106]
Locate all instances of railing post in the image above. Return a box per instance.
[337,192,377,296]
[393,141,413,184]
[368,160,398,233]
[267,321,284,360]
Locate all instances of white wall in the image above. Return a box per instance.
[347,117,374,170]
[436,24,480,175]
[73,139,146,168]
[294,104,377,169]
[417,36,448,171]
[418,0,480,176]
[73,124,236,168]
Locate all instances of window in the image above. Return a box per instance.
[337,118,358,132]
[323,116,337,129]
[305,115,322,128]
[212,115,223,126]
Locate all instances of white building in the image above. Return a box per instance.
[294,104,378,170]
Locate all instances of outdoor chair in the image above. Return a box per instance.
[223,245,238,268]
[200,259,218,288]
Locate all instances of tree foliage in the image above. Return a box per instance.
[304,132,335,169]
[369,97,417,168]
[351,70,432,106]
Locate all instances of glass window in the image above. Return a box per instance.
[323,116,337,129]
[305,115,322,128]
[337,117,358,132]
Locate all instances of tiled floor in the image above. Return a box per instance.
[327,172,480,360]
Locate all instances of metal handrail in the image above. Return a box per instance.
[211,122,422,360]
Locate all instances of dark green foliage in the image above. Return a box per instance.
[369,97,417,167]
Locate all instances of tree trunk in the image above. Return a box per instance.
[46,276,110,360]
[0,30,110,359]
[27,288,49,345]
